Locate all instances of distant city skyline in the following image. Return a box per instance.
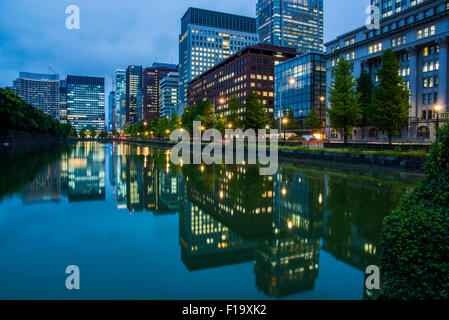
[0,0,370,96]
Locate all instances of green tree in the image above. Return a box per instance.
[242,90,270,130]
[328,58,361,144]
[98,131,108,139]
[374,49,411,144]
[228,95,242,129]
[380,123,449,299]
[304,109,323,130]
[284,108,298,131]
[79,128,87,139]
[69,125,78,138]
[356,69,375,139]
[170,113,182,131]
[90,127,97,138]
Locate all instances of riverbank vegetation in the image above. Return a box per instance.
[380,123,449,299]
[0,88,76,137]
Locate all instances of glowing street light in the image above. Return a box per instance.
[434,104,443,131]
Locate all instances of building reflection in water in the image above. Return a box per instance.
[5,142,417,299]
[67,142,106,202]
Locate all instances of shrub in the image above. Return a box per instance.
[380,124,449,299]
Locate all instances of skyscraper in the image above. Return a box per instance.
[125,65,142,126]
[114,69,126,131]
[178,8,259,112]
[256,0,324,53]
[66,75,105,132]
[59,80,68,125]
[143,63,178,122]
[12,72,60,119]
[159,72,179,118]
[108,91,116,131]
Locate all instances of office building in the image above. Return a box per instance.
[325,0,449,141]
[274,52,326,124]
[108,91,115,131]
[188,44,298,118]
[12,72,60,118]
[115,69,127,131]
[256,0,324,53]
[143,63,178,122]
[59,80,68,124]
[160,72,179,118]
[126,65,143,126]
[66,75,105,132]
[179,7,260,112]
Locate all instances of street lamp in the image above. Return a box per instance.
[282,117,288,143]
[434,105,442,132]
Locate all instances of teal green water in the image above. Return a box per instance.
[0,142,422,300]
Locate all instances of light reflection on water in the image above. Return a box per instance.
[0,142,422,300]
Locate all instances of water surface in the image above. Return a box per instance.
[0,142,422,299]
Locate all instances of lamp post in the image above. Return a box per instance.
[434,104,442,136]
[282,117,288,143]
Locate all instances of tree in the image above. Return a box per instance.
[304,109,323,130]
[90,127,97,138]
[228,95,242,129]
[380,123,449,299]
[328,58,361,144]
[79,128,87,139]
[242,90,270,130]
[284,108,299,131]
[98,131,108,139]
[170,113,182,131]
[374,49,411,144]
[69,126,78,138]
[356,69,375,139]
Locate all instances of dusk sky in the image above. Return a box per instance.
[0,0,370,94]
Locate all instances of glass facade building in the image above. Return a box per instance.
[274,52,326,123]
[257,0,324,54]
[179,7,259,112]
[114,70,126,131]
[160,72,179,118]
[125,65,143,126]
[143,63,178,122]
[59,80,68,124]
[12,72,60,119]
[108,91,115,131]
[66,75,105,132]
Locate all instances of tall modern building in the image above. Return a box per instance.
[12,72,60,119]
[179,7,260,112]
[125,65,143,127]
[108,91,116,131]
[372,0,431,19]
[143,63,178,122]
[114,69,126,131]
[66,75,105,132]
[160,72,179,118]
[256,0,324,53]
[59,80,68,124]
[325,0,449,141]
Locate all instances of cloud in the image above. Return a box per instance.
[0,0,370,92]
